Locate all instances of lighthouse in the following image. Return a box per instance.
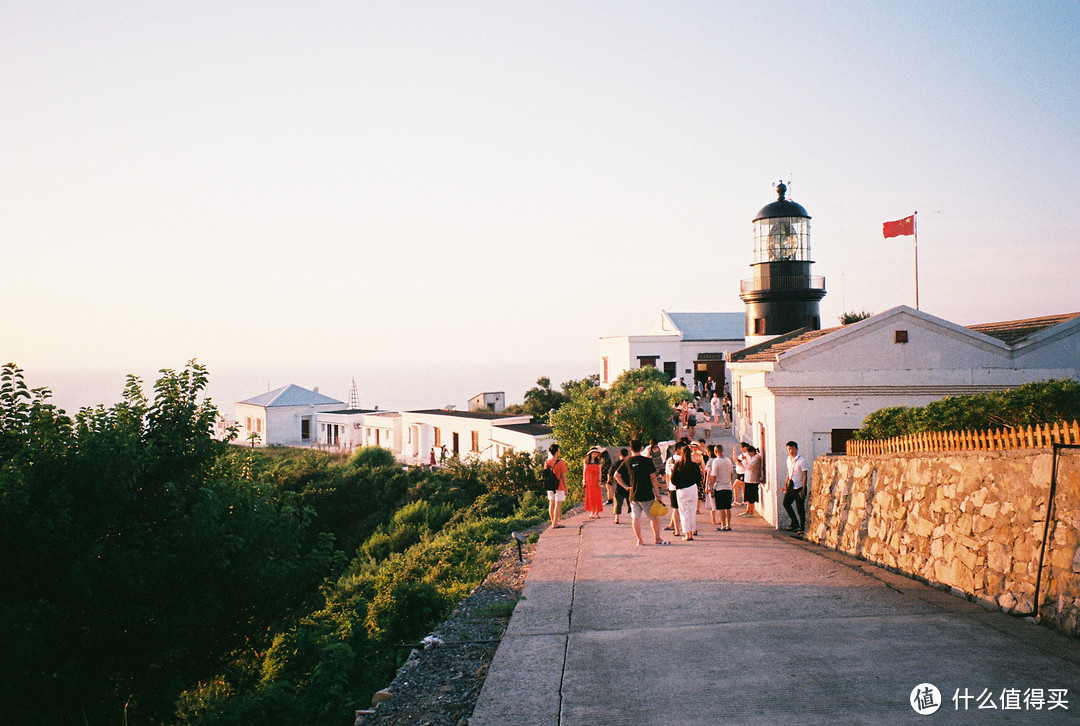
[739,181,826,345]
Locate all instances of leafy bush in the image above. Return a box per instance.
[348,445,397,469]
[855,379,1080,440]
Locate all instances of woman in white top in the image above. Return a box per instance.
[707,445,735,530]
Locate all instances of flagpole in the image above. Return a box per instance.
[913,210,919,310]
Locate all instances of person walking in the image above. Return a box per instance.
[739,443,763,517]
[664,444,682,536]
[670,443,702,541]
[783,441,809,533]
[611,448,631,524]
[583,448,604,519]
[544,443,568,529]
[708,444,735,531]
[692,440,708,514]
[599,447,614,504]
[613,439,668,546]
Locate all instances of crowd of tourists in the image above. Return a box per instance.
[541,434,809,541]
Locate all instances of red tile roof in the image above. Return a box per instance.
[967,312,1080,345]
[728,327,838,363]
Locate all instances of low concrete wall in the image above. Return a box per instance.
[808,449,1080,635]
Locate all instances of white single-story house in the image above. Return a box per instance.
[236,384,345,447]
[235,386,552,463]
[726,306,1080,529]
[315,408,400,451]
[599,310,745,391]
[399,409,553,465]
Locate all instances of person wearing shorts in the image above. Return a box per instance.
[708,445,734,531]
[613,439,667,546]
[545,443,568,528]
[739,443,762,517]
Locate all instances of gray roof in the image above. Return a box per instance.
[408,409,523,421]
[497,423,553,436]
[240,384,343,408]
[665,312,745,341]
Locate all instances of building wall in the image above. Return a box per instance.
[490,428,554,459]
[235,403,267,445]
[809,449,1080,636]
[599,334,743,388]
[399,412,539,465]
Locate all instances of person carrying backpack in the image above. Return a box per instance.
[544,443,568,529]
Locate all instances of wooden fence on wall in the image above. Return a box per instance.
[845,420,1080,455]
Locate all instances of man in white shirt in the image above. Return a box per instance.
[707,445,735,531]
[783,441,808,533]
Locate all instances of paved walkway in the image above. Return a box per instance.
[470,502,1080,724]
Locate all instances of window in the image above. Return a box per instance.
[246,417,252,431]
[471,431,480,452]
[434,427,441,446]
[301,417,311,441]
[754,318,765,335]
[637,356,658,368]
[256,418,261,433]
[895,330,909,344]
[602,357,609,384]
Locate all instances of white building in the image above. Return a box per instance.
[726,306,1080,528]
[235,384,345,447]
[315,409,401,452]
[598,310,745,391]
[235,386,551,463]
[468,391,506,413]
[399,409,553,465]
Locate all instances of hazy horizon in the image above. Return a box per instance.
[18,357,597,419]
[4,3,1078,399]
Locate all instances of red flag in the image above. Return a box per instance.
[883,215,915,238]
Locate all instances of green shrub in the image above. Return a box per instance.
[855,379,1080,440]
[347,445,397,469]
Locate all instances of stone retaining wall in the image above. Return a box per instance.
[808,449,1080,635]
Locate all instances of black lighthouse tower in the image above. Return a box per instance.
[739,181,826,341]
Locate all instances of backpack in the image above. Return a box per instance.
[543,463,561,491]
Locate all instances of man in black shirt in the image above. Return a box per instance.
[613,438,668,546]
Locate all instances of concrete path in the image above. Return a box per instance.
[470,505,1080,725]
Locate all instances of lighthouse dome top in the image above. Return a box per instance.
[753,181,810,221]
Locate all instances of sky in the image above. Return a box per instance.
[3,1,1079,413]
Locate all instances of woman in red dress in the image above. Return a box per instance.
[583,448,604,518]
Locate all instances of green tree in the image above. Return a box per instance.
[839,310,873,325]
[549,368,687,494]
[0,362,341,725]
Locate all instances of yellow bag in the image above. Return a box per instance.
[649,499,668,518]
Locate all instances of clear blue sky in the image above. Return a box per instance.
[3,1,1078,406]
